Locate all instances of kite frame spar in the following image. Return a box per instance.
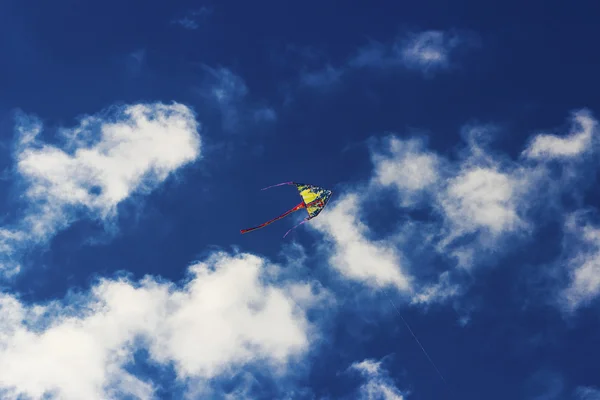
[240,181,333,237]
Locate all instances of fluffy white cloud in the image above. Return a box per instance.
[437,124,533,244]
[523,109,597,160]
[18,103,200,224]
[371,136,440,207]
[1,102,201,273]
[0,252,322,400]
[439,165,528,237]
[307,131,533,301]
[368,130,533,272]
[350,359,406,400]
[311,193,412,292]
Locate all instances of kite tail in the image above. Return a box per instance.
[283,218,309,238]
[261,181,294,191]
[240,202,306,234]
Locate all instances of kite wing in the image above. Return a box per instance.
[295,183,333,218]
[240,181,333,237]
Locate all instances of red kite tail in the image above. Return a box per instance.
[240,202,306,234]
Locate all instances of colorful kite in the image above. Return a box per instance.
[240,181,333,237]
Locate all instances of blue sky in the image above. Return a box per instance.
[1,0,600,399]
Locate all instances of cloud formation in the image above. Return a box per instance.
[370,136,440,208]
[350,359,406,400]
[1,102,202,274]
[0,252,323,400]
[522,109,597,160]
[311,193,412,292]
[558,211,600,312]
[398,30,462,74]
[300,29,476,87]
[309,108,600,314]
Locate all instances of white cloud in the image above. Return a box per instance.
[0,252,322,400]
[439,166,528,237]
[437,124,533,244]
[311,193,412,292]
[300,29,474,88]
[1,102,201,273]
[410,271,460,305]
[350,359,406,400]
[19,103,199,230]
[398,30,462,73]
[306,131,531,301]
[523,109,597,160]
[0,229,24,275]
[371,136,440,207]
[368,131,533,270]
[18,103,200,223]
[350,30,466,74]
[559,212,600,312]
[320,109,600,308]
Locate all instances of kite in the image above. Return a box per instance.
[240,181,333,237]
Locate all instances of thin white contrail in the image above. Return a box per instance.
[384,288,447,384]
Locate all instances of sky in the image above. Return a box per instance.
[1,0,600,399]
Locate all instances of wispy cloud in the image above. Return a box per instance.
[299,29,477,88]
[349,30,465,74]
[410,271,461,305]
[203,66,249,131]
[172,7,212,30]
[0,252,326,400]
[558,211,600,312]
[253,107,277,122]
[125,48,146,76]
[349,358,407,400]
[575,386,600,400]
[300,64,344,88]
[199,66,276,132]
[0,102,202,274]
[397,30,463,74]
[524,369,565,400]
